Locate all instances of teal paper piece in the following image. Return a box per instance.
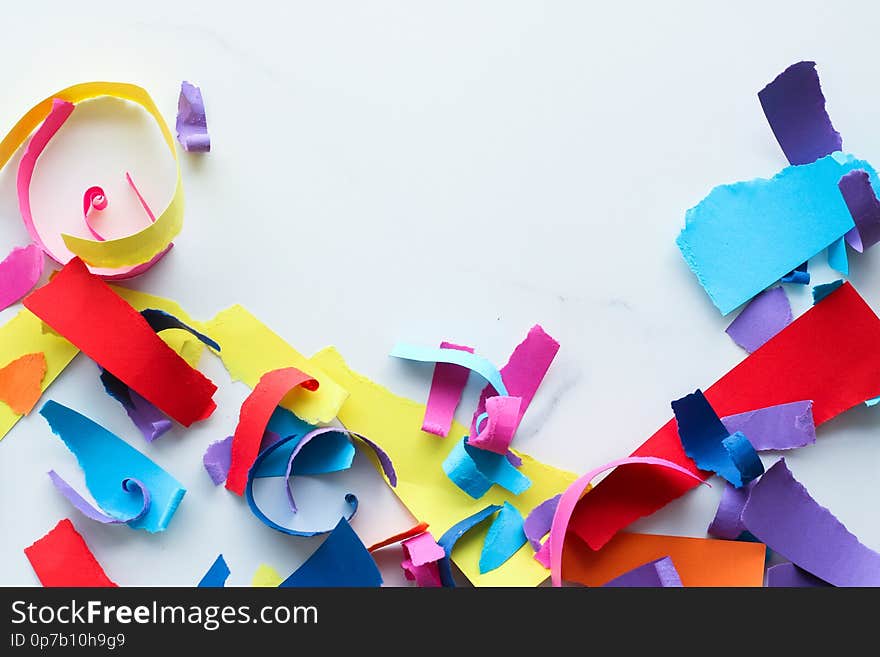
[254,407,355,477]
[479,502,528,573]
[442,437,531,498]
[40,400,186,533]
[827,238,849,276]
[677,152,877,315]
[812,279,844,305]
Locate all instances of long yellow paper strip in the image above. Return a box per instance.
[310,346,577,587]
[0,82,183,268]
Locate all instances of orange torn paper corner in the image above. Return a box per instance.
[251,564,283,587]
[560,532,765,587]
[199,305,348,424]
[0,352,47,415]
[309,346,576,587]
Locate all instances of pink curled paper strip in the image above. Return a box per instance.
[18,99,171,279]
[468,395,523,454]
[549,456,707,587]
[284,427,397,513]
[421,342,474,437]
[47,469,151,525]
[401,532,445,587]
[0,244,43,310]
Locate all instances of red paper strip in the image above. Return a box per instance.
[226,367,319,495]
[570,282,880,550]
[368,522,430,552]
[23,258,216,426]
[24,519,117,587]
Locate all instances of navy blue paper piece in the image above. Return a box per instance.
[279,518,381,587]
[197,554,230,587]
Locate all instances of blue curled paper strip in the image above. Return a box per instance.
[479,502,527,574]
[198,554,230,588]
[672,389,764,488]
[47,470,151,525]
[390,343,508,396]
[442,437,531,498]
[100,309,220,442]
[437,505,502,587]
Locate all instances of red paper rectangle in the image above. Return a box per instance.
[23,258,216,426]
[570,282,880,550]
[24,519,117,587]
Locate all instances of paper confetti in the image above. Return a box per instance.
[479,502,527,574]
[724,287,792,353]
[280,518,382,587]
[602,557,683,587]
[198,554,230,587]
[421,342,473,437]
[720,401,815,451]
[0,244,43,310]
[176,81,210,152]
[0,352,47,415]
[840,169,880,252]
[24,519,117,587]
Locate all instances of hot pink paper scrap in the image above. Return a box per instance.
[0,244,43,310]
[401,532,444,587]
[421,342,474,437]
[468,395,523,454]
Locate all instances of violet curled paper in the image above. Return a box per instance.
[602,556,683,588]
[421,342,474,437]
[758,61,842,166]
[548,457,706,587]
[176,81,210,152]
[707,481,753,539]
[47,470,151,525]
[724,287,792,354]
[840,169,880,252]
[741,459,880,586]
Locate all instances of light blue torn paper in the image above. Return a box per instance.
[479,502,528,573]
[677,152,878,315]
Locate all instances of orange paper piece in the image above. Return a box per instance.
[0,352,47,415]
[561,532,765,587]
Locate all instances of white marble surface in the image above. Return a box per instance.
[2,1,880,585]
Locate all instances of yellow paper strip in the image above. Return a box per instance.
[0,82,183,268]
[199,305,348,425]
[251,564,283,587]
[309,346,576,587]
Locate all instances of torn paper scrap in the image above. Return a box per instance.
[311,346,576,587]
[707,481,753,539]
[198,305,347,424]
[226,367,318,495]
[549,456,705,587]
[437,505,501,587]
[479,502,527,574]
[0,352,47,415]
[724,287,792,353]
[758,61,842,166]
[781,262,809,285]
[176,81,210,152]
[251,564,283,587]
[24,258,217,426]
[203,437,233,486]
[280,518,382,587]
[48,470,150,525]
[442,437,531,498]
[570,282,880,551]
[672,389,763,487]
[24,519,117,587]
[422,342,473,437]
[827,237,848,276]
[721,400,815,451]
[469,325,559,439]
[102,372,172,443]
[0,310,78,441]
[468,395,522,454]
[524,494,560,551]
[766,562,830,587]
[401,531,444,587]
[0,244,43,310]
[840,169,880,252]
[813,279,844,305]
[676,152,876,315]
[742,458,880,586]
[369,523,430,552]
[41,401,185,533]
[602,556,683,587]
[198,554,230,587]
[561,532,765,587]
[255,408,354,477]
[391,342,508,396]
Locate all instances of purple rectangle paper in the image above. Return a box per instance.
[721,400,815,451]
[725,287,792,353]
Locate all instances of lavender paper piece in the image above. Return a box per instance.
[758,61,842,166]
[176,81,210,152]
[523,494,561,551]
[202,431,281,486]
[707,481,753,539]
[725,287,792,353]
[602,556,683,587]
[813,280,844,305]
[742,458,880,586]
[766,562,830,587]
[721,400,816,451]
[840,169,880,252]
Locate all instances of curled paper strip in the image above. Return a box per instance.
[391,342,508,396]
[602,556,683,587]
[176,81,210,152]
[468,395,522,454]
[741,458,880,586]
[47,470,151,526]
[24,519,117,587]
[724,287,792,354]
[707,481,753,540]
[0,244,43,311]
[5,83,185,270]
[479,502,527,574]
[840,169,880,252]
[40,400,186,533]
[523,494,560,551]
[827,237,848,276]
[442,437,531,498]
[198,554,230,588]
[421,342,473,437]
[437,505,502,588]
[401,532,444,587]
[549,456,706,587]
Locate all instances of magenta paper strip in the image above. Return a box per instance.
[421,342,473,437]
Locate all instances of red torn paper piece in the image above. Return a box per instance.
[225,367,319,495]
[23,258,217,426]
[368,522,430,552]
[570,282,880,550]
[0,352,47,415]
[24,519,117,587]
[422,342,473,437]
